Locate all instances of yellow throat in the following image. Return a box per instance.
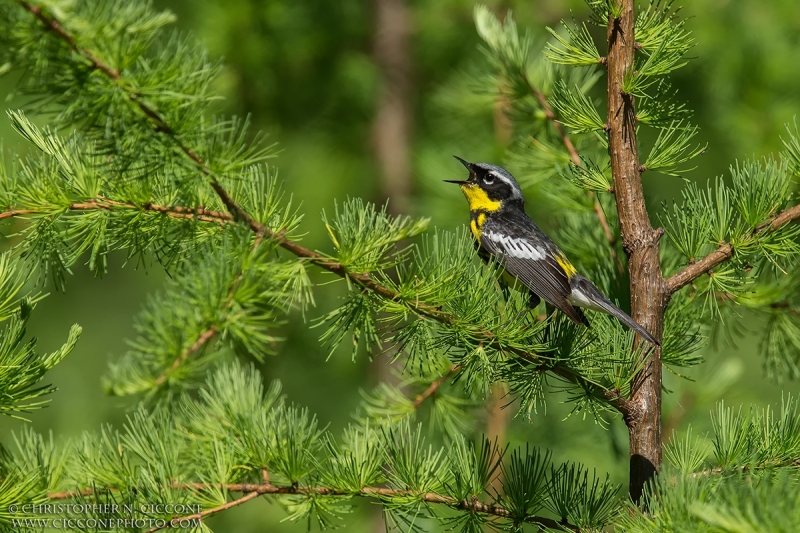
[461,183,502,213]
[461,184,501,242]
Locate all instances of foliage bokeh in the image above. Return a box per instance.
[1,0,800,531]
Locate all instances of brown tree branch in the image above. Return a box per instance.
[0,199,233,225]
[49,481,578,532]
[46,488,98,500]
[20,2,120,81]
[2,199,229,392]
[411,365,460,409]
[522,72,619,266]
[1,197,630,413]
[145,490,262,533]
[153,327,217,388]
[665,203,800,294]
[19,1,633,417]
[605,0,666,503]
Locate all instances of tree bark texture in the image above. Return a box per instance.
[605,0,667,503]
[372,0,413,216]
[371,3,412,529]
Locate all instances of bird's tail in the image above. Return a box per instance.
[571,277,660,346]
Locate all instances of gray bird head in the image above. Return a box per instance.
[445,156,525,209]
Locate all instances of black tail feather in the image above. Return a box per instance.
[600,302,661,346]
[571,277,660,346]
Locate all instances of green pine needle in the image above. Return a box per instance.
[545,21,602,67]
[549,80,605,134]
[643,121,707,176]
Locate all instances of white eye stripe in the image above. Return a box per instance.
[486,171,524,199]
[493,172,511,183]
[475,165,524,201]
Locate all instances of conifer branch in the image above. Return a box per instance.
[152,327,217,388]
[666,203,800,293]
[49,481,578,532]
[151,235,270,390]
[521,72,619,261]
[411,364,460,409]
[0,203,629,412]
[145,490,262,533]
[0,199,234,225]
[685,458,800,479]
[46,488,98,500]
[19,2,121,82]
[17,1,260,233]
[525,75,581,169]
[18,1,632,414]
[666,456,800,485]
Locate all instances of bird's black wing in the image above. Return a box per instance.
[480,227,585,325]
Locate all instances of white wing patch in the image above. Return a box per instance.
[484,231,546,260]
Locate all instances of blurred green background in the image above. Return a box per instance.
[2,0,800,531]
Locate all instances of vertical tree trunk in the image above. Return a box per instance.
[372,0,413,216]
[487,381,509,494]
[488,79,512,487]
[605,0,667,503]
[371,3,412,529]
[370,0,413,382]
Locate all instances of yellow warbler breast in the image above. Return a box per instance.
[469,212,487,241]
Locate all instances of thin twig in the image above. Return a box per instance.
[19,1,633,417]
[46,488,98,500]
[153,327,217,388]
[411,365,460,409]
[50,481,578,532]
[521,71,620,268]
[666,203,800,294]
[145,490,262,533]
[2,198,228,389]
[669,459,800,485]
[20,2,120,81]
[152,224,268,388]
[522,72,580,168]
[0,199,233,225]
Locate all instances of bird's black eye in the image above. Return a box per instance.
[483,174,495,185]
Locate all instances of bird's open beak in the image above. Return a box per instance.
[453,155,471,169]
[445,155,471,184]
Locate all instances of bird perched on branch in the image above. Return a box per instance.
[445,156,659,346]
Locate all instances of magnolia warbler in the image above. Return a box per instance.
[445,156,659,346]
